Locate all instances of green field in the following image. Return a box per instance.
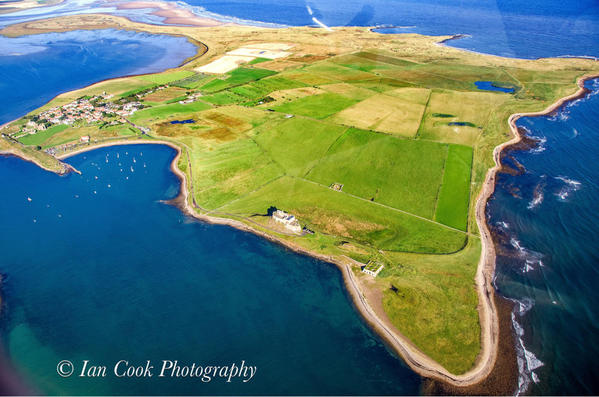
[129,101,212,124]
[253,118,348,177]
[200,67,277,93]
[220,176,466,253]
[19,124,68,146]
[306,128,447,219]
[138,70,196,85]
[435,144,473,231]
[273,93,358,119]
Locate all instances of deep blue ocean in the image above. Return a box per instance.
[488,79,599,395]
[0,145,420,395]
[1,0,599,394]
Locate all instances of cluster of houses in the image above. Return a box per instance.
[19,93,143,137]
[178,92,202,105]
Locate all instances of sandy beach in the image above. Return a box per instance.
[111,1,227,27]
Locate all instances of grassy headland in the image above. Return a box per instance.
[2,14,598,384]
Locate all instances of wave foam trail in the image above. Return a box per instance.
[555,176,582,201]
[528,181,545,209]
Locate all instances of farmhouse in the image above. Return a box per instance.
[272,210,302,233]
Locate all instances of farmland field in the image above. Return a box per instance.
[19,124,68,146]
[273,93,358,119]
[306,128,447,219]
[200,67,277,93]
[435,144,473,231]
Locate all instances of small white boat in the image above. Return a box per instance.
[27,197,32,202]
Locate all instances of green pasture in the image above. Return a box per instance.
[306,128,448,219]
[435,144,473,231]
[220,176,467,253]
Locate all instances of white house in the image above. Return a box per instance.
[272,210,302,233]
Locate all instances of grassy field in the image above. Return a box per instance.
[273,93,358,119]
[380,238,482,374]
[253,117,348,177]
[200,67,277,93]
[129,101,212,124]
[220,176,467,253]
[306,128,448,219]
[138,70,196,85]
[331,89,429,137]
[19,124,68,146]
[435,144,473,231]
[8,21,597,375]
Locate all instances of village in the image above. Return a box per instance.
[12,92,145,139]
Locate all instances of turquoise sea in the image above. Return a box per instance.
[1,0,599,394]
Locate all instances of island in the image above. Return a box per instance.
[1,14,597,393]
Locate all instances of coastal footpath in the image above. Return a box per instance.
[2,14,598,392]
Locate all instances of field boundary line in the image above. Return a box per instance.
[294,176,468,235]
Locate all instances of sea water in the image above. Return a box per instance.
[176,0,599,59]
[488,78,599,394]
[3,0,599,59]
[0,145,421,395]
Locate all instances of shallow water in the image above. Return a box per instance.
[0,145,421,395]
[488,78,599,394]
[0,29,197,125]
